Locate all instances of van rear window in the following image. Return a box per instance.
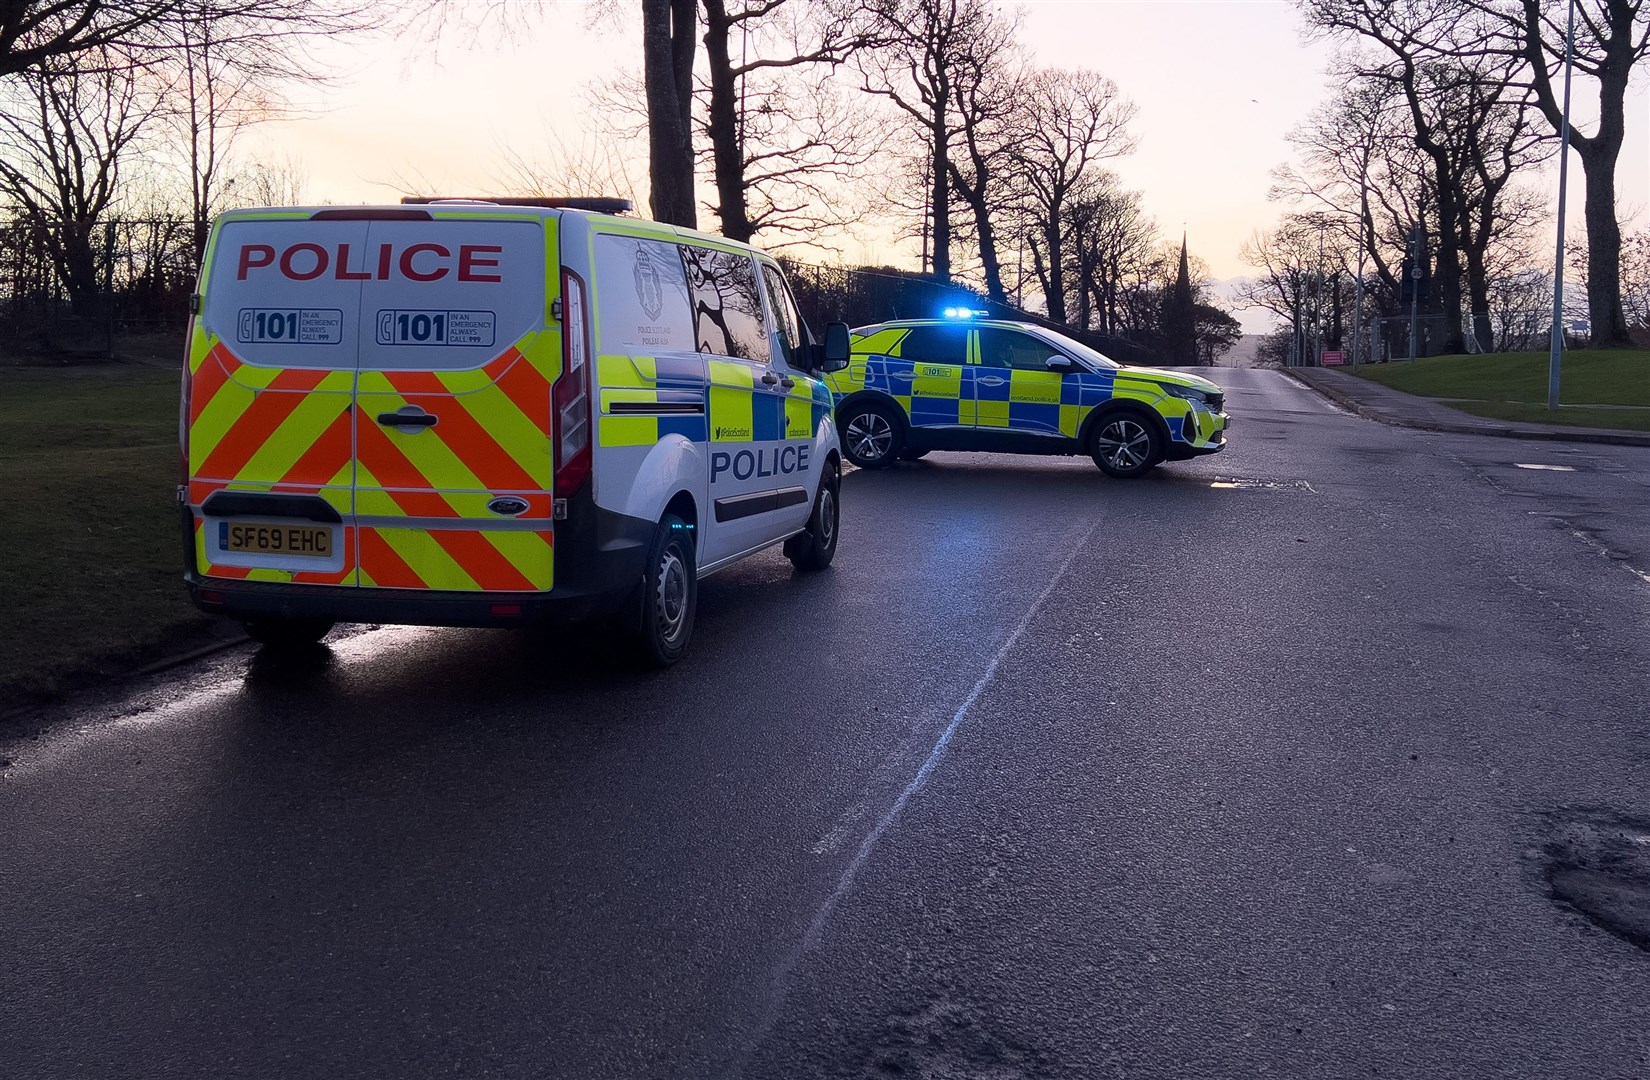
[203,217,546,371]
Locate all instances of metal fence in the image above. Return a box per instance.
[0,217,196,361]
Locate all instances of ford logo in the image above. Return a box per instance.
[487,496,530,517]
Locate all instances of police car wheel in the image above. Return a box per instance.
[242,617,334,649]
[840,403,902,469]
[785,467,839,571]
[1091,414,1161,479]
[638,513,697,667]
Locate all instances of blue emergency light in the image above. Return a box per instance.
[942,306,988,319]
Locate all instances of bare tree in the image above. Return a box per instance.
[699,0,875,243]
[1065,172,1157,336]
[1236,215,1356,355]
[1011,67,1138,324]
[643,0,697,226]
[943,12,1019,302]
[858,0,1004,283]
[1463,0,1650,345]
[0,50,165,313]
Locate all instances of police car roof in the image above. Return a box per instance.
[852,317,1037,334]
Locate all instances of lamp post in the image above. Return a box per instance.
[1548,0,1576,410]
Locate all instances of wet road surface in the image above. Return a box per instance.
[4,368,1649,1078]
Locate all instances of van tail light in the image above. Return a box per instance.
[552,269,592,496]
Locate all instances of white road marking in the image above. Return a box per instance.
[1515,463,1576,471]
[739,514,1102,1073]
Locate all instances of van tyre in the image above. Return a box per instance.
[243,617,333,649]
[1090,412,1162,479]
[785,466,839,571]
[840,402,902,469]
[636,513,697,667]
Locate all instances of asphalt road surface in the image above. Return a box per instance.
[4,368,1650,1079]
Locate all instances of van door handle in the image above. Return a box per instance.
[760,372,780,385]
[778,376,795,389]
[377,410,437,427]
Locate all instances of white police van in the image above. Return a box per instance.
[180,197,851,665]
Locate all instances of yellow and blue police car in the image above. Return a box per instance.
[823,314,1230,478]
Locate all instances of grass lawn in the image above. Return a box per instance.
[0,365,214,705]
[1450,400,1650,432]
[1350,349,1650,430]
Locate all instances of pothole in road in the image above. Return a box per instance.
[1536,809,1650,954]
[859,1000,1051,1079]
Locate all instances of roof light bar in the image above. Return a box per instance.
[942,307,990,319]
[400,196,633,214]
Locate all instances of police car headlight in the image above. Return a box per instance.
[1158,383,1208,405]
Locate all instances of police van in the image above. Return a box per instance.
[179,197,850,665]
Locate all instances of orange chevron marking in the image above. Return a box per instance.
[497,357,553,437]
[355,412,440,494]
[359,529,426,589]
[196,369,331,481]
[279,409,354,489]
[381,371,539,490]
[189,344,241,425]
[430,530,537,592]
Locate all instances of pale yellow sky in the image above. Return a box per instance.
[244,0,1649,296]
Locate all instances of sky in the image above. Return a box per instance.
[244,0,1650,331]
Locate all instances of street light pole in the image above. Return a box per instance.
[1353,159,1368,370]
[1548,0,1576,410]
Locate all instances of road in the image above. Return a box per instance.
[4,367,1650,1079]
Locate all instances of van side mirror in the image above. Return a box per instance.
[819,321,852,372]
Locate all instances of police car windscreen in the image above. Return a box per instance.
[204,217,546,371]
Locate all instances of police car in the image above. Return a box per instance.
[179,197,849,665]
[823,315,1229,478]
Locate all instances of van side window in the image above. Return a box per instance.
[760,263,806,368]
[594,235,696,352]
[681,246,770,363]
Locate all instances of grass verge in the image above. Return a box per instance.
[0,365,217,707]
[1447,400,1650,432]
[1349,349,1650,431]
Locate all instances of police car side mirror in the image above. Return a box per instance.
[819,321,852,372]
[1045,355,1076,374]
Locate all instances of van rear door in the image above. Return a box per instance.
[191,209,559,594]
[188,215,366,586]
[349,215,556,593]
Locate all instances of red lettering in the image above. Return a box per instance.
[457,244,503,283]
[399,243,449,282]
[334,243,371,281]
[237,244,275,280]
[376,243,393,280]
[280,242,328,281]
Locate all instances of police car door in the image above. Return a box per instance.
[892,323,972,429]
[684,245,796,563]
[972,326,1067,438]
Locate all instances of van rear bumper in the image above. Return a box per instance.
[182,486,656,628]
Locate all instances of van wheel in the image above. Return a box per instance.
[636,513,697,667]
[785,465,839,571]
[1090,413,1162,479]
[839,402,902,469]
[243,617,334,649]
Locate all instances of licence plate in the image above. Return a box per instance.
[220,522,333,557]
